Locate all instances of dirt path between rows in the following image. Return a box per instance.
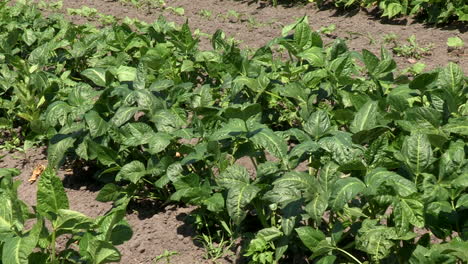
[43,0,467,72]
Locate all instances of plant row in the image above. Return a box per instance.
[0,1,467,263]
[271,0,468,24]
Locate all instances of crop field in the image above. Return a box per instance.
[0,0,467,263]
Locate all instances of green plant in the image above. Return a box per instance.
[153,250,179,264]
[198,9,213,20]
[314,0,468,24]
[391,35,433,59]
[167,6,184,16]
[447,36,464,48]
[0,167,132,263]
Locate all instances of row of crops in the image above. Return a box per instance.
[1,0,467,263]
[275,0,468,24]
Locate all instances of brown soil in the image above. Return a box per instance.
[0,148,233,264]
[40,0,468,72]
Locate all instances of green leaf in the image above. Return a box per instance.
[37,167,69,218]
[447,37,464,48]
[362,49,380,74]
[399,133,433,175]
[110,107,140,127]
[81,68,108,87]
[2,219,42,264]
[226,184,259,225]
[439,62,464,96]
[85,110,109,138]
[330,177,366,211]
[210,118,247,140]
[305,193,328,222]
[393,197,424,234]
[115,161,146,184]
[54,209,93,233]
[297,47,325,67]
[272,171,317,193]
[365,168,417,197]
[295,226,326,251]
[456,194,468,209]
[303,110,331,140]
[48,135,76,169]
[409,72,438,91]
[443,117,468,136]
[250,128,288,163]
[96,183,122,202]
[147,132,172,154]
[217,164,250,188]
[350,100,379,133]
[356,219,397,261]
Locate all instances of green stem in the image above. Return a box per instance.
[51,230,56,263]
[253,200,268,228]
[334,247,362,264]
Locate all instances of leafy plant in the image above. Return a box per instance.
[391,35,433,59]
[0,167,132,263]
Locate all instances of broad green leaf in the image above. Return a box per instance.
[48,135,76,169]
[362,49,380,74]
[272,171,317,193]
[330,177,366,211]
[210,118,247,141]
[37,167,69,217]
[85,110,109,138]
[399,133,433,175]
[151,109,185,133]
[295,226,326,251]
[443,117,468,136]
[250,128,288,163]
[303,110,331,140]
[81,68,107,87]
[297,47,325,67]
[54,209,93,233]
[409,72,438,91]
[365,168,417,197]
[88,240,121,264]
[294,21,311,49]
[115,66,136,82]
[115,161,146,184]
[217,164,250,188]
[2,219,42,264]
[226,184,259,225]
[317,161,339,196]
[356,219,397,261]
[393,197,424,234]
[456,194,468,209]
[45,101,71,127]
[147,132,172,154]
[110,106,140,127]
[350,100,379,133]
[96,183,122,202]
[447,37,464,47]
[305,193,328,222]
[439,62,464,96]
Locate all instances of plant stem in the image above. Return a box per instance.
[334,247,362,264]
[51,229,56,263]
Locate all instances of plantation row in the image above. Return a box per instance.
[0,0,467,263]
[293,0,468,24]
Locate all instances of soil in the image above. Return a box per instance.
[39,0,468,72]
[4,1,468,263]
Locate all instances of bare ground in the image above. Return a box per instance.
[40,0,468,72]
